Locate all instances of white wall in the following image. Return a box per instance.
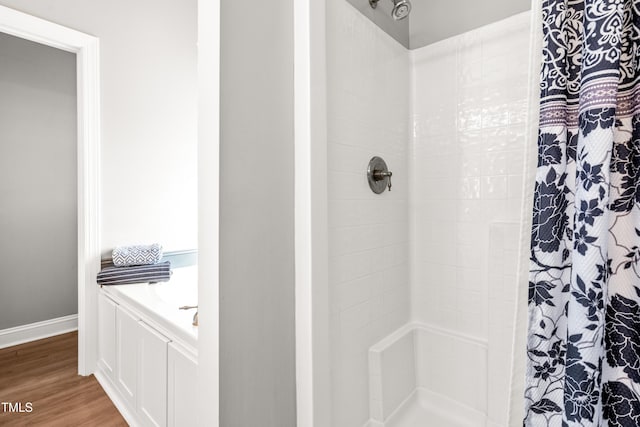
[0,32,77,329]
[327,1,411,425]
[219,1,296,426]
[410,12,531,426]
[0,0,198,253]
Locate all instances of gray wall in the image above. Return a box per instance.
[346,0,410,47]
[409,0,532,48]
[219,1,296,426]
[0,32,77,329]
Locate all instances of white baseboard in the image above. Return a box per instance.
[0,314,78,349]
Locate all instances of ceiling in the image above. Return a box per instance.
[410,0,532,49]
[346,0,532,49]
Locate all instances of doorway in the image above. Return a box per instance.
[0,30,78,343]
[0,5,100,375]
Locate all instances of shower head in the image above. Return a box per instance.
[369,0,412,21]
[391,0,411,20]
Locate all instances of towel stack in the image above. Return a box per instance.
[97,243,171,286]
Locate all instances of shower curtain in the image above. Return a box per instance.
[525,0,640,426]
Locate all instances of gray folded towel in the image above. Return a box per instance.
[112,243,163,267]
[97,261,172,286]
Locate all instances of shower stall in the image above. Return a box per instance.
[294,0,540,426]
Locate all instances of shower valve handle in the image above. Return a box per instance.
[373,170,392,191]
[367,156,392,194]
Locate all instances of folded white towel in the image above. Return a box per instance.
[112,243,163,267]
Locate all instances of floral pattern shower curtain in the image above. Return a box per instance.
[525,0,640,426]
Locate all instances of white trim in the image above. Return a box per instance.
[0,315,78,349]
[197,0,220,426]
[0,6,101,376]
[294,1,331,426]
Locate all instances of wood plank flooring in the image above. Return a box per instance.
[0,331,127,426]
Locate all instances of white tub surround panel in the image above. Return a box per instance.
[369,323,416,421]
[411,12,531,340]
[409,12,531,424]
[327,0,411,426]
[407,11,532,426]
[415,327,488,413]
[488,222,522,426]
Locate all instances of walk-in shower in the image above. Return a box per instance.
[295,0,537,426]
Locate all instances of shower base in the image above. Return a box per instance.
[379,388,485,427]
[368,322,487,427]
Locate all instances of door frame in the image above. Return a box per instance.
[197,0,220,424]
[294,0,332,425]
[0,5,101,375]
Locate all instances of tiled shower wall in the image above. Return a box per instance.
[327,0,410,426]
[326,2,532,425]
[488,222,523,425]
[410,12,531,425]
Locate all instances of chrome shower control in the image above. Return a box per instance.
[367,156,393,194]
[373,170,392,191]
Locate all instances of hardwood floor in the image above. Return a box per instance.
[0,332,127,426]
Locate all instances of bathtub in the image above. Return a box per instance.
[368,322,488,427]
[96,265,199,426]
[100,265,198,350]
